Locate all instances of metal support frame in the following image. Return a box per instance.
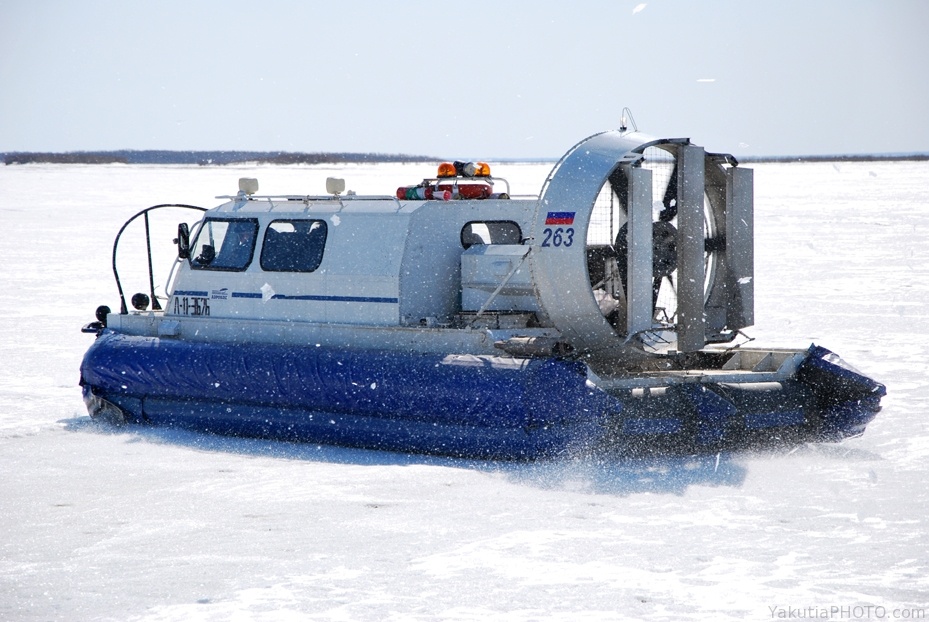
[675,145,706,352]
[625,165,653,337]
[725,166,754,329]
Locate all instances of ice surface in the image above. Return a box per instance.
[0,159,927,620]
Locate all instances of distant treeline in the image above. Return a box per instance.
[3,150,928,166]
[740,153,929,163]
[1,150,436,165]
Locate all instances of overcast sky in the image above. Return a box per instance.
[1,0,927,159]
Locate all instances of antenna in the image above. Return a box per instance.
[619,107,638,133]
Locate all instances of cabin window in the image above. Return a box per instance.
[460,221,523,248]
[260,219,328,272]
[189,218,259,271]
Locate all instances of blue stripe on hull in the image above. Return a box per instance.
[228,292,399,303]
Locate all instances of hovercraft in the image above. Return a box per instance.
[79,124,885,459]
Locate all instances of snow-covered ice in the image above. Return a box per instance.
[0,159,927,621]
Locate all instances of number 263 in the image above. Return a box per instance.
[541,227,574,248]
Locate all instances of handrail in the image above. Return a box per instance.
[112,204,207,314]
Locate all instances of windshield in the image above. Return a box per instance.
[189,218,259,271]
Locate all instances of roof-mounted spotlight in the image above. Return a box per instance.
[326,177,346,196]
[238,177,259,195]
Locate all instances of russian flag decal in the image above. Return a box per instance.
[545,211,575,225]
